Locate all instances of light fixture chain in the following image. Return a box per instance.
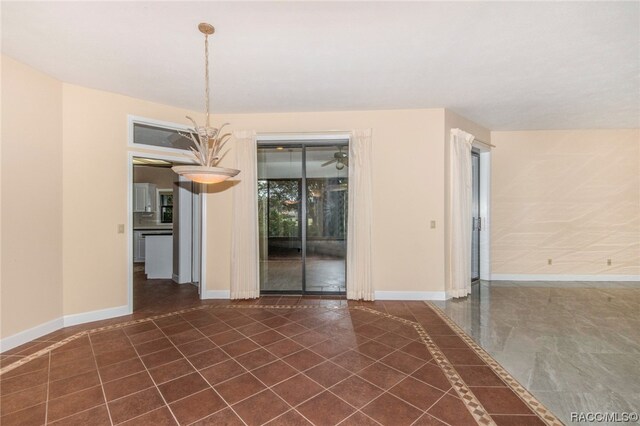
[204,33,210,128]
[172,23,240,184]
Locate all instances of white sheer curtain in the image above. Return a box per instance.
[347,129,375,301]
[448,128,475,298]
[230,130,260,299]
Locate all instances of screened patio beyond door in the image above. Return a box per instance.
[257,143,348,295]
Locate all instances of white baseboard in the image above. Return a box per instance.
[1,304,133,353]
[202,290,231,299]
[374,291,447,301]
[491,274,640,282]
[63,305,130,327]
[0,317,65,353]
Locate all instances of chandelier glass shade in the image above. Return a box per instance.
[172,23,240,184]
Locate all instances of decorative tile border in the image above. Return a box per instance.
[1,304,213,375]
[426,302,564,426]
[1,300,563,426]
[354,306,496,426]
[0,303,336,376]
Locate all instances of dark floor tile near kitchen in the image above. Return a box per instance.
[362,392,423,426]
[0,298,559,425]
[232,389,290,425]
[297,391,356,426]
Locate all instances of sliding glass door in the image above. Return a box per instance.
[258,143,348,294]
[258,147,303,292]
[305,146,348,293]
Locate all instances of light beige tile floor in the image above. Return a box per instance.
[434,281,640,426]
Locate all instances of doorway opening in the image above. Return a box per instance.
[131,157,203,313]
[257,142,348,295]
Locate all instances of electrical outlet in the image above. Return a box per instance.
[547,259,552,265]
[117,224,125,234]
[607,258,612,266]
[430,220,436,229]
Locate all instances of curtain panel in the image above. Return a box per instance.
[346,129,375,301]
[448,128,475,298]
[230,130,260,299]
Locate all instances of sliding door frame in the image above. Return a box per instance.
[471,150,481,282]
[258,138,349,296]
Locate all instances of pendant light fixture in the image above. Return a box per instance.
[172,23,240,184]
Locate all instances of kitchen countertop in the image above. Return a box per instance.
[134,225,173,230]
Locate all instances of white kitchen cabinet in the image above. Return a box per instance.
[134,229,172,263]
[133,183,157,213]
[133,231,146,262]
[145,235,173,279]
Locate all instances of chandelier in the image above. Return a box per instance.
[172,23,240,184]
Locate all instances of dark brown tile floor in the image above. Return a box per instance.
[1,298,559,426]
[132,266,202,314]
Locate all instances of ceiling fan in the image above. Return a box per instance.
[321,146,349,170]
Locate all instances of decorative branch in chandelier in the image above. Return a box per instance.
[181,117,231,167]
[172,23,240,184]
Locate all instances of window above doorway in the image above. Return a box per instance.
[128,115,196,154]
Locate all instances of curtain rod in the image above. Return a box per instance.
[257,130,352,135]
[257,131,496,147]
[474,139,496,148]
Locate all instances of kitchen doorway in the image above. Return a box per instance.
[129,156,204,313]
[257,142,348,295]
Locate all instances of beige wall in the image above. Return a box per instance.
[443,110,491,291]
[1,57,63,339]
[491,130,640,276]
[206,109,447,295]
[61,84,197,315]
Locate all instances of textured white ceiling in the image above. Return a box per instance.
[2,1,638,130]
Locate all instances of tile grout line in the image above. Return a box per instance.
[210,308,369,425]
[87,333,115,426]
[124,318,185,426]
[153,315,250,426]
[336,410,384,426]
[210,309,303,425]
[9,375,99,422]
[46,403,111,425]
[0,364,51,398]
[43,352,52,425]
[254,359,357,425]
[408,392,451,426]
